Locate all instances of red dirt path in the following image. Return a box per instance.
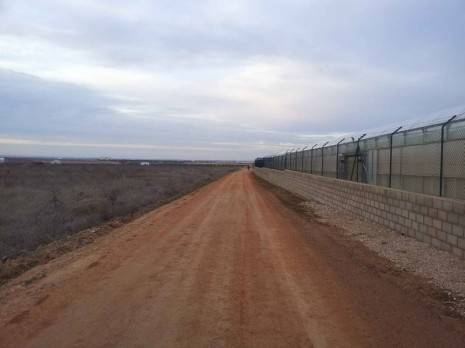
[1,169,464,347]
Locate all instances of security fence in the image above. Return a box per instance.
[256,113,465,200]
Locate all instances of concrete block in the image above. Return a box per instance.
[447,234,458,246]
[427,226,436,237]
[433,199,443,210]
[419,224,427,233]
[453,201,465,215]
[433,219,442,230]
[408,194,416,203]
[458,238,465,250]
[452,225,464,238]
[448,212,459,225]
[443,200,453,211]
[424,197,433,207]
[443,222,452,234]
[436,230,446,241]
[428,208,438,219]
[424,216,433,226]
[459,215,465,228]
[438,210,447,221]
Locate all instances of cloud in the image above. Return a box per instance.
[0,69,315,159]
[1,0,465,159]
[0,69,116,136]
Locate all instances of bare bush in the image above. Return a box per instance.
[0,164,236,259]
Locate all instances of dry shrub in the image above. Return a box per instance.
[0,164,236,259]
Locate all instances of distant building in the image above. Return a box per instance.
[50,159,62,165]
[140,161,150,166]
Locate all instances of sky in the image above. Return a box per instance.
[1,0,465,160]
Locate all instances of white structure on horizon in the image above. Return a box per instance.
[140,161,150,166]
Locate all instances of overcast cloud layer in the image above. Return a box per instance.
[1,0,465,160]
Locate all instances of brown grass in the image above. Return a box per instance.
[0,163,237,260]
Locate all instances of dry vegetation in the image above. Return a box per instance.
[0,163,237,260]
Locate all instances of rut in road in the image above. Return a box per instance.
[1,169,465,347]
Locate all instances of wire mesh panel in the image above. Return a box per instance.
[343,155,366,182]
[442,140,465,199]
[443,120,465,199]
[375,148,388,187]
[302,150,310,172]
[406,143,440,194]
[322,146,337,177]
[340,142,357,155]
[289,153,294,170]
[257,113,465,200]
[312,150,322,174]
[298,150,306,172]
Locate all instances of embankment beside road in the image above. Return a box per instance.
[254,168,465,258]
[0,164,237,259]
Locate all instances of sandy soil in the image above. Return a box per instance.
[0,170,465,347]
[301,199,465,316]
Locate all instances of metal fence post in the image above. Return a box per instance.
[321,141,329,176]
[295,148,300,171]
[290,149,294,170]
[301,146,308,172]
[439,115,457,196]
[350,134,366,182]
[357,134,366,182]
[389,126,402,188]
[310,144,317,174]
[289,148,294,170]
[336,138,345,179]
[294,149,298,171]
[296,149,300,171]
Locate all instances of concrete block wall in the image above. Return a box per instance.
[255,168,465,258]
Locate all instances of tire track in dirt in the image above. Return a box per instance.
[1,170,465,347]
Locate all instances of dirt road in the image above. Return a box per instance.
[1,170,465,347]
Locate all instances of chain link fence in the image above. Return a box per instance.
[257,113,465,200]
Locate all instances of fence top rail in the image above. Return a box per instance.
[257,111,465,162]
